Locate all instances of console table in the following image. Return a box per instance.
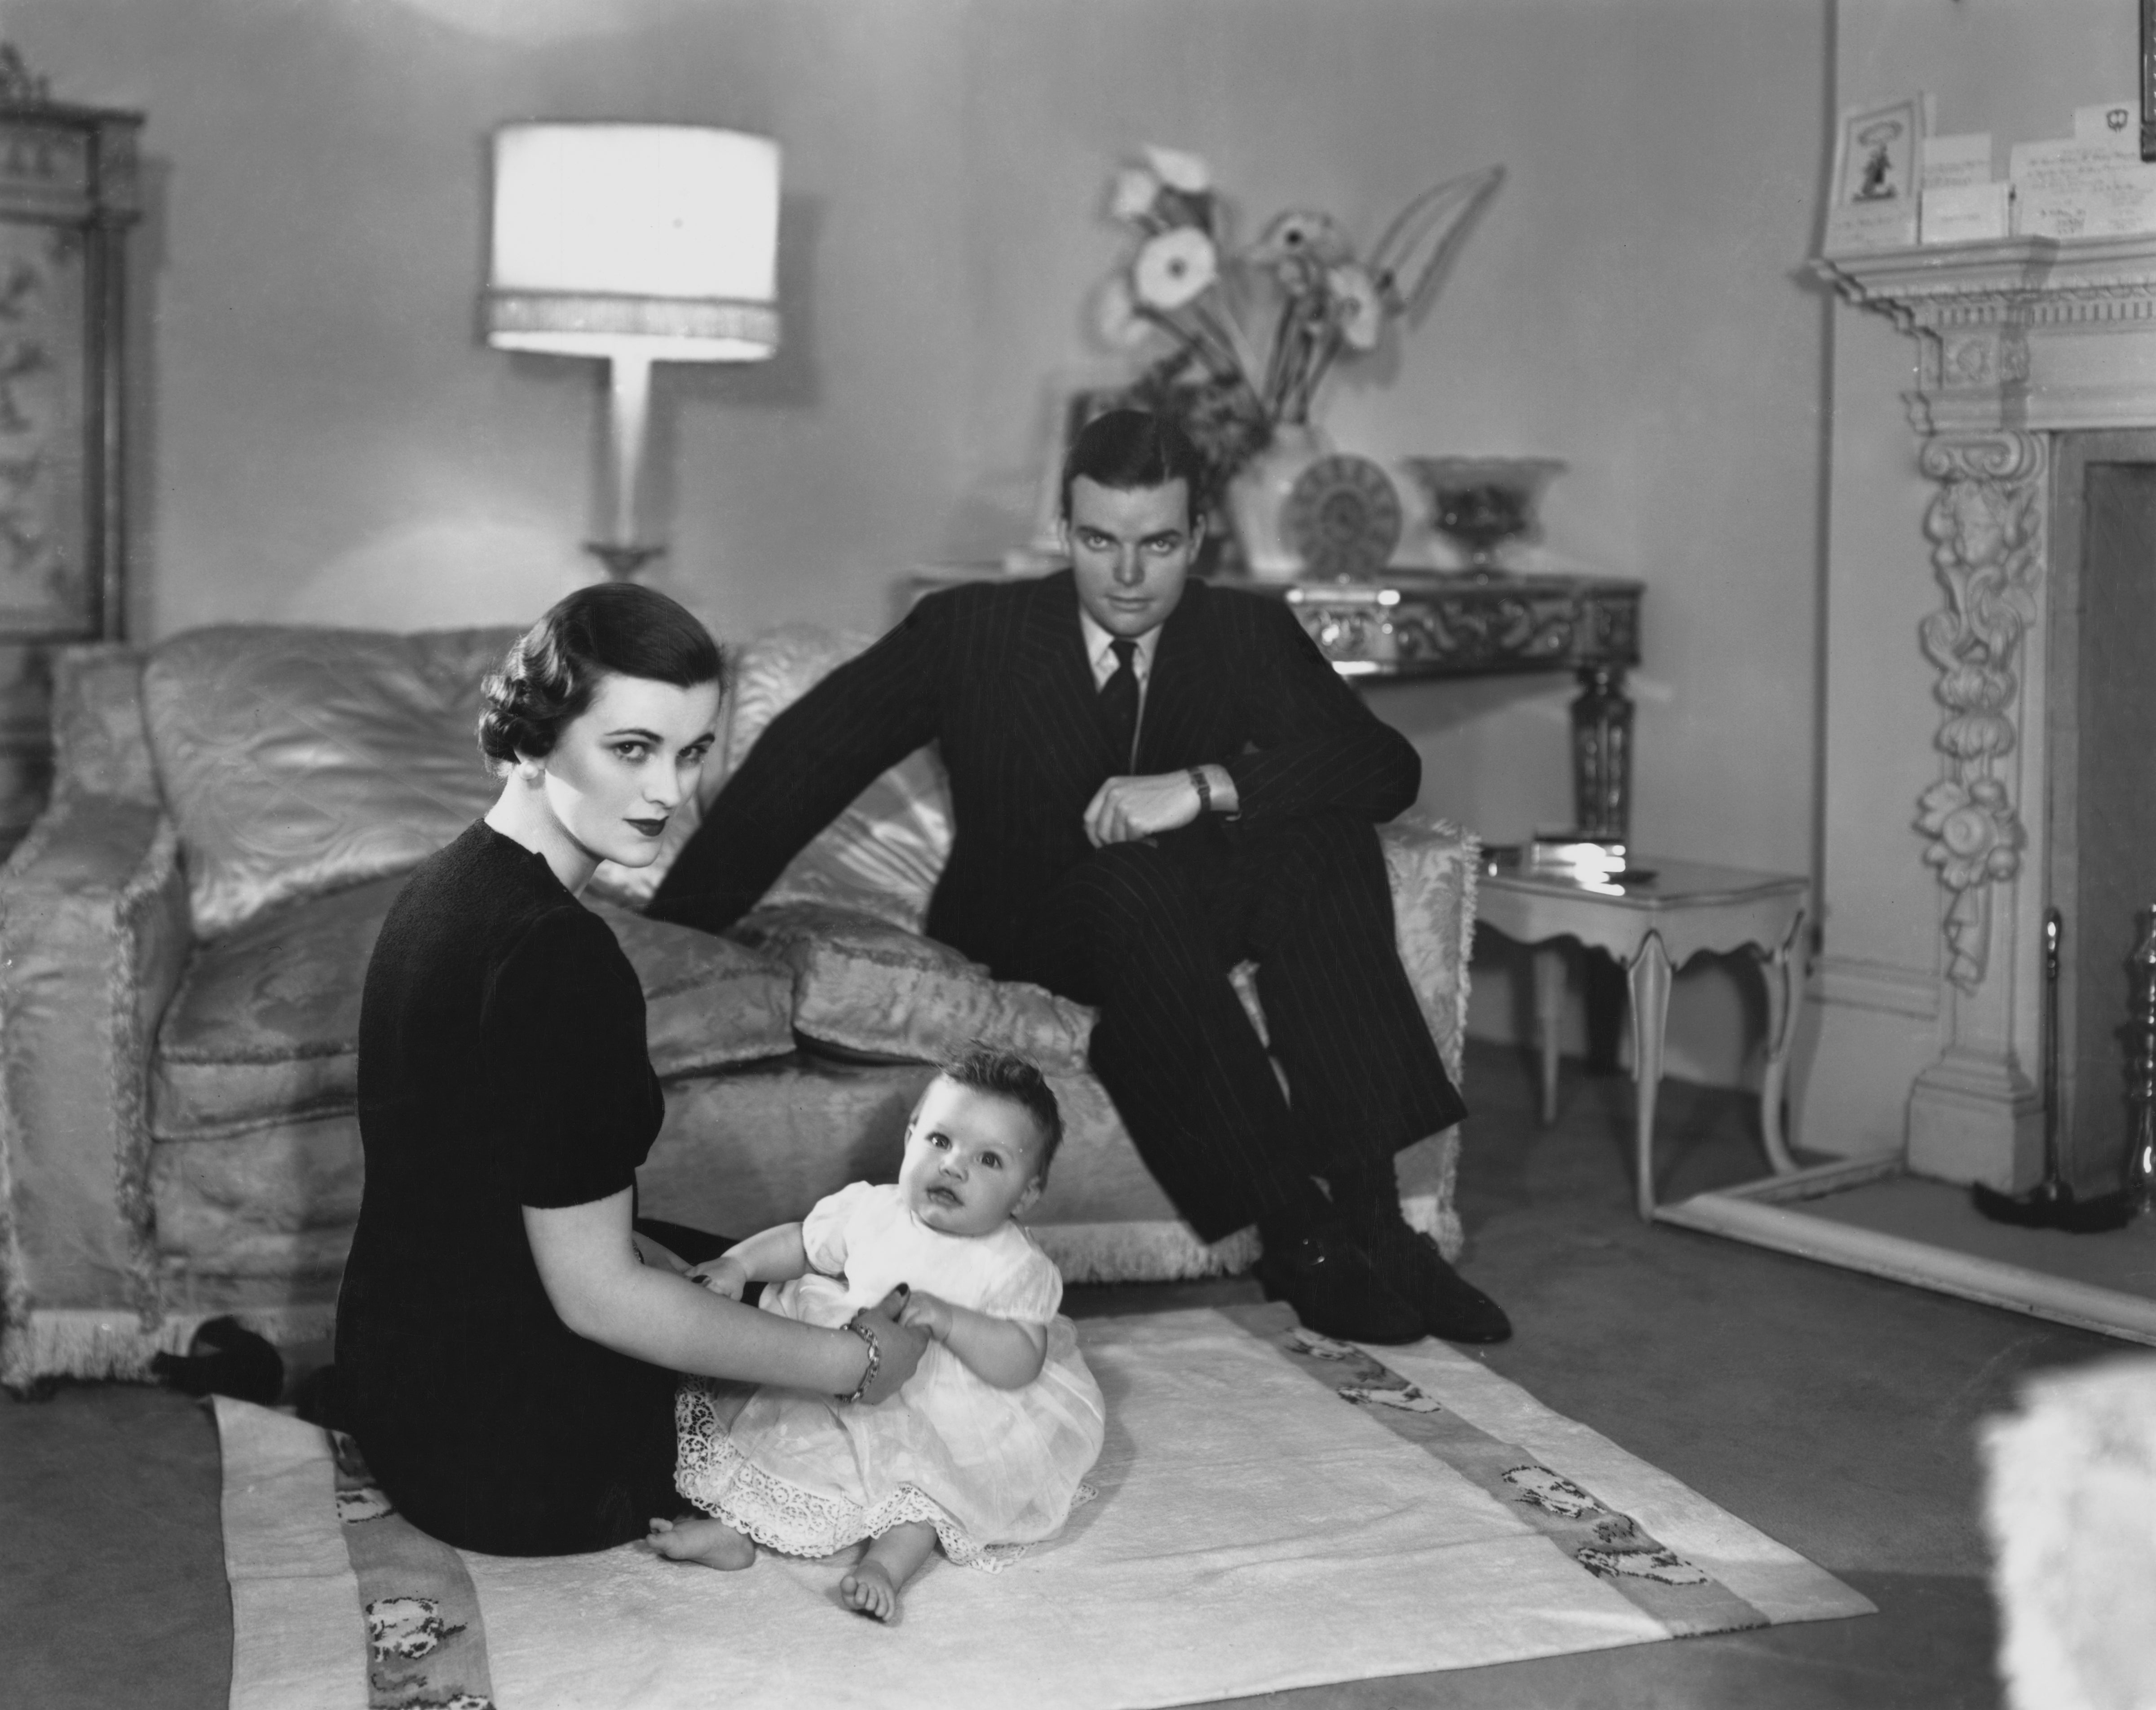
[911,565,1644,842]
[1257,569,1644,842]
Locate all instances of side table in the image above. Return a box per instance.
[1474,856,1809,1219]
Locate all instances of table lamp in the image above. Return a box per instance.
[483,122,780,578]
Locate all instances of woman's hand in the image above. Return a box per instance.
[526,1192,912,1396]
[685,1256,747,1300]
[847,1287,931,1404]
[897,1288,954,1342]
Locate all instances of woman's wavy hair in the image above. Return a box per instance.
[477,582,724,768]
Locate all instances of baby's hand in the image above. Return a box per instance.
[897,1289,954,1342]
[685,1257,747,1301]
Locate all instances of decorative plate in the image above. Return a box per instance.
[1283,454,1404,580]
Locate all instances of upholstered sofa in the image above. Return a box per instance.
[0,619,1478,1391]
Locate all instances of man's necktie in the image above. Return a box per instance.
[1099,638,1140,769]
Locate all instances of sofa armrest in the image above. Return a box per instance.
[0,793,191,1387]
[1378,812,1480,1085]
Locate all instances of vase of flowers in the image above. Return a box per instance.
[1092,145,1503,576]
[1224,422,1329,578]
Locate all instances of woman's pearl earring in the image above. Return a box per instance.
[518,760,543,784]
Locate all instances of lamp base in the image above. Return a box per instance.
[584,540,667,580]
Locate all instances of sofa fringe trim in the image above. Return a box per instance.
[1,1302,337,1393]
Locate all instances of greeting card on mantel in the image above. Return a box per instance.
[1918,133,2006,245]
[1822,96,1927,254]
[2011,102,2156,239]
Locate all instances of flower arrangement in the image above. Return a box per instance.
[1094,146,1504,493]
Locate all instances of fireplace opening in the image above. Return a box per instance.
[2048,432,2156,1194]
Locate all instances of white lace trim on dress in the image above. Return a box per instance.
[676,1379,1041,1571]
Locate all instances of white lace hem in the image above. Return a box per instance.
[674,1380,1090,1573]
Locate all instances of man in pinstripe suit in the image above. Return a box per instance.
[651,411,1509,1345]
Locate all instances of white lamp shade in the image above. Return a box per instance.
[485,123,780,362]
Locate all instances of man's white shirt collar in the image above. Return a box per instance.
[1078,610,1162,690]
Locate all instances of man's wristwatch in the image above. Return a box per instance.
[1189,766,1213,813]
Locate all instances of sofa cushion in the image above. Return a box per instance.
[151,876,795,1139]
[143,625,521,936]
[731,902,1095,1072]
[715,625,953,932]
[590,899,796,1084]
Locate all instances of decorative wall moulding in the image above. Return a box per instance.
[1808,954,1944,1022]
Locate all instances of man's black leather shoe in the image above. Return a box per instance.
[1368,1227,1512,1344]
[1252,1223,1426,1345]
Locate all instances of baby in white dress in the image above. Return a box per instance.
[651,1046,1106,1623]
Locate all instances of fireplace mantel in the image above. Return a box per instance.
[1815,233,2156,434]
[1809,233,2156,1188]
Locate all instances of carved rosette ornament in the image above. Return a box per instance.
[1912,430,2044,989]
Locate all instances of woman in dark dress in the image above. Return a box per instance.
[333,584,928,1556]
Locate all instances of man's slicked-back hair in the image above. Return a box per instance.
[1059,407,1207,529]
[477,581,723,768]
[937,1041,1065,1179]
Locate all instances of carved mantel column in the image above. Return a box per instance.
[1911,430,2043,994]
[1904,428,2047,1183]
[1813,235,2156,1186]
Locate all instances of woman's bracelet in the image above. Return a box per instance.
[838,1318,880,1404]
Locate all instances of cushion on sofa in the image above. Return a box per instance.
[716,625,953,932]
[152,876,795,1139]
[142,625,520,937]
[587,899,796,1082]
[152,877,400,1139]
[725,820,1477,1079]
[731,902,1095,1072]
[151,1111,365,1258]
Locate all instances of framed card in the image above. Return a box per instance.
[1833,97,1922,209]
[1823,96,1926,254]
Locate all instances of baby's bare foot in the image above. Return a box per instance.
[839,1559,900,1623]
[647,1514,755,1570]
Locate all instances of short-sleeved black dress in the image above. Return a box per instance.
[334,820,680,1555]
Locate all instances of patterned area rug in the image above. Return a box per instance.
[219,1304,1871,1710]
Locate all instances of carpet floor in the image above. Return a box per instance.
[0,1038,2127,1709]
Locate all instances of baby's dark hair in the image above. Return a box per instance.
[477,581,723,768]
[938,1042,1064,1179]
